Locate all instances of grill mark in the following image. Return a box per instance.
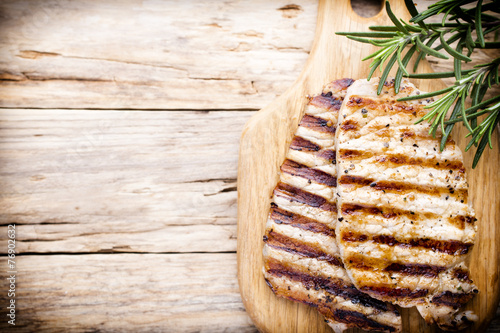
[274,182,336,212]
[270,207,335,237]
[346,96,427,118]
[431,290,476,309]
[338,149,465,171]
[452,268,473,283]
[317,149,336,163]
[281,159,337,186]
[289,137,336,163]
[340,203,473,230]
[289,136,321,152]
[384,263,446,278]
[339,175,468,201]
[340,119,358,131]
[299,114,337,134]
[309,94,343,111]
[338,149,372,159]
[326,78,355,92]
[264,230,342,266]
[265,259,397,314]
[341,231,473,256]
[266,277,399,332]
[360,285,428,299]
[330,309,398,332]
[345,253,446,278]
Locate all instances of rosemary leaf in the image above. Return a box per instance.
[396,43,410,77]
[440,99,462,150]
[472,132,490,168]
[440,32,472,61]
[412,35,440,72]
[395,45,416,93]
[369,26,399,32]
[475,0,486,47]
[454,41,464,80]
[416,36,449,59]
[378,52,399,94]
[345,36,373,44]
[386,1,409,34]
[336,31,398,38]
[368,59,382,81]
[406,70,474,79]
[398,86,454,101]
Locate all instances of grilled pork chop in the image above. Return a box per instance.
[263,79,402,333]
[335,78,478,330]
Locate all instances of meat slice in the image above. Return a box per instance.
[263,79,402,333]
[335,78,478,331]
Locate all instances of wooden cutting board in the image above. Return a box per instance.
[237,0,500,332]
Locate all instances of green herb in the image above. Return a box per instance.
[337,0,500,168]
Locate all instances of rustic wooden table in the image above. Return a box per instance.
[0,0,498,332]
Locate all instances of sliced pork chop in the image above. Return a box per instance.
[263,79,402,333]
[335,78,478,331]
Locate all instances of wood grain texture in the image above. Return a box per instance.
[237,1,500,332]
[0,109,252,253]
[0,254,256,332]
[0,0,317,110]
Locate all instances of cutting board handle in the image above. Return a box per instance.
[295,0,421,93]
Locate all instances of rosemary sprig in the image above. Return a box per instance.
[336,0,500,168]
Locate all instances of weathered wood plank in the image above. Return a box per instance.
[0,0,317,109]
[0,253,257,332]
[0,109,251,253]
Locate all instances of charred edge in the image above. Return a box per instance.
[431,290,476,309]
[340,119,358,131]
[340,203,473,230]
[290,136,321,152]
[274,182,336,212]
[339,175,468,199]
[384,263,446,278]
[282,294,319,308]
[264,277,277,293]
[342,231,473,256]
[299,115,337,134]
[339,149,464,171]
[309,94,343,111]
[264,231,342,266]
[360,285,428,299]
[281,159,337,186]
[329,78,355,91]
[270,207,335,237]
[265,259,396,314]
[452,268,473,283]
[331,309,398,332]
[346,96,426,117]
